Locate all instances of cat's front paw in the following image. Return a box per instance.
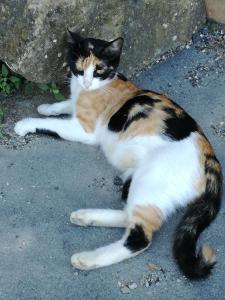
[71,251,98,270]
[14,118,37,136]
[37,104,54,116]
[70,210,93,226]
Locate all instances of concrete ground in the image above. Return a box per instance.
[0,24,225,299]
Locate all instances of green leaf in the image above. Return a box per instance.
[54,93,65,101]
[1,64,9,77]
[14,81,20,89]
[52,89,59,94]
[5,84,11,94]
[50,82,57,89]
[37,83,49,91]
[24,82,33,95]
[9,76,21,83]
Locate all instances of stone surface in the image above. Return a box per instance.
[205,0,225,24]
[0,0,205,83]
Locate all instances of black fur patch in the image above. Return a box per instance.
[164,111,198,141]
[36,129,60,139]
[145,90,162,96]
[117,73,127,81]
[67,33,122,80]
[108,95,158,132]
[124,224,149,252]
[121,178,132,202]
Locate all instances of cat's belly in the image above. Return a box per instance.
[97,126,168,173]
[102,141,139,171]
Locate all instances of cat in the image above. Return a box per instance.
[14,31,222,279]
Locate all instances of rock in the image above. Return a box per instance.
[120,286,130,294]
[113,176,123,186]
[205,0,225,24]
[0,1,205,83]
[128,283,138,290]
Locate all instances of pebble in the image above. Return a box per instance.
[128,283,137,290]
[148,262,159,270]
[113,176,123,186]
[120,286,130,294]
[172,35,177,41]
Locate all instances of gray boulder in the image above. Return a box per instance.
[0,0,205,83]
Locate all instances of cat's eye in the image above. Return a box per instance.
[95,65,105,74]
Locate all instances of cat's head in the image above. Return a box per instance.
[67,31,123,91]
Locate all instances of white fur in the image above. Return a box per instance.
[37,100,73,116]
[70,209,127,227]
[77,64,112,91]
[14,117,96,144]
[14,71,203,270]
[71,237,144,270]
[83,64,94,89]
[70,75,82,102]
[126,133,202,218]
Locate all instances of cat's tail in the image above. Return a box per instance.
[173,153,222,279]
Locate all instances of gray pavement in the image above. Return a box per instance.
[0,27,225,299]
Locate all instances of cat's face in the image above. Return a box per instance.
[68,32,123,91]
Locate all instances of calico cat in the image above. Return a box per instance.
[14,32,222,279]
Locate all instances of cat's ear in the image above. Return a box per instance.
[102,37,123,57]
[67,28,83,44]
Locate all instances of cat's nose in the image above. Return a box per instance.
[84,79,91,88]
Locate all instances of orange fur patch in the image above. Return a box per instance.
[121,107,167,138]
[131,205,163,238]
[76,52,100,71]
[76,78,139,132]
[201,244,216,264]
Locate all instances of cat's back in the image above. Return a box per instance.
[97,78,220,178]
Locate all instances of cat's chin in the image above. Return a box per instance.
[79,78,112,92]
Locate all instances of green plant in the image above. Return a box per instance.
[37,82,65,101]
[0,62,65,101]
[0,104,6,139]
[0,124,5,139]
[0,105,5,123]
[0,63,22,94]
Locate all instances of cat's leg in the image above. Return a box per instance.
[71,205,163,270]
[70,209,127,227]
[37,99,73,116]
[14,117,96,144]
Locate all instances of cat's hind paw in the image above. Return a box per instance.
[70,210,93,226]
[14,118,37,136]
[71,251,98,270]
